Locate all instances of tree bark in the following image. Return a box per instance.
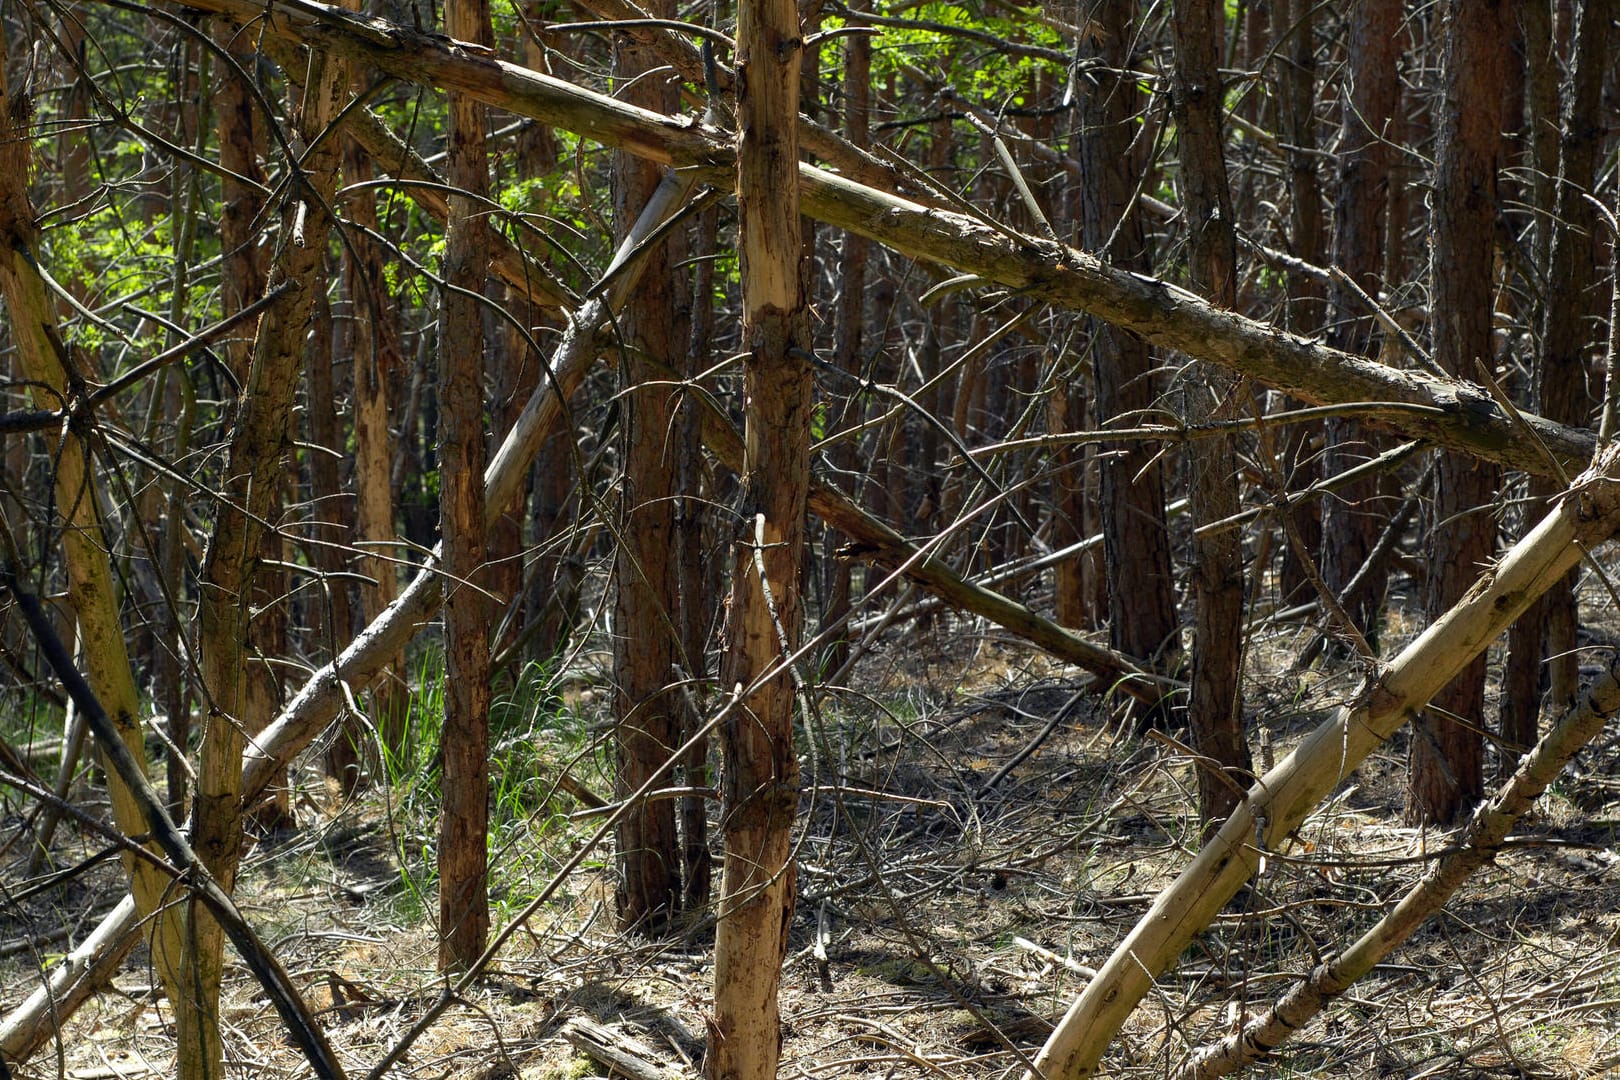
[1409,0,1512,826]
[708,0,807,1074]
[820,10,871,665]
[341,42,411,768]
[437,0,494,972]
[184,45,344,1076]
[1171,0,1252,824]
[612,10,685,931]
[1076,0,1179,668]
[1502,0,1610,758]
[1321,0,1401,638]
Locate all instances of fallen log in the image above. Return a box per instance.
[1025,441,1620,1080]
[1177,646,1620,1080]
[120,0,1598,478]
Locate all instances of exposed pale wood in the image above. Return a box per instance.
[562,1018,690,1080]
[1026,443,1620,1080]
[0,26,191,1049]
[709,0,807,1074]
[0,567,344,1080]
[0,897,139,1062]
[1180,648,1620,1080]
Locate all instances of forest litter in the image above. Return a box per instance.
[7,620,1620,1080]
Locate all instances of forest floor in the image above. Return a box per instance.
[8,590,1620,1080]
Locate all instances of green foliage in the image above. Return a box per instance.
[380,654,608,922]
[868,1,1063,110]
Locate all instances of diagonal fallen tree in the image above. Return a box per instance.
[1023,441,1620,1080]
[125,0,1596,478]
[1177,643,1620,1080]
[29,1,1608,1068]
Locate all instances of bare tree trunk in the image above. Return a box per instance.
[1409,0,1512,826]
[821,10,871,668]
[1077,0,1178,670]
[1274,0,1324,607]
[341,2,410,765]
[0,25,189,1032]
[1502,0,1609,760]
[708,0,807,1073]
[308,273,358,789]
[1322,0,1400,638]
[437,0,494,972]
[185,45,344,1080]
[612,10,685,930]
[679,192,719,914]
[1171,0,1252,824]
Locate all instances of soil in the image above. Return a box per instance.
[6,607,1620,1080]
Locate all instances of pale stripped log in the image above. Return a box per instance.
[1026,442,1620,1080]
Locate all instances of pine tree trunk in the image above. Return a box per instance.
[612,6,686,930]
[437,0,494,972]
[708,0,808,1072]
[1170,0,1252,825]
[1410,0,1512,826]
[1077,0,1178,670]
[1322,0,1401,638]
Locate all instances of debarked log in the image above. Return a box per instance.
[1025,441,1620,1080]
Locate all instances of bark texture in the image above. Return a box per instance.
[1076,0,1178,667]
[1321,0,1400,636]
[1171,0,1251,824]
[612,8,685,931]
[437,0,495,972]
[1410,0,1511,826]
[1502,0,1610,757]
[709,0,807,1074]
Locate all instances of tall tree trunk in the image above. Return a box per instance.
[708,0,808,1074]
[437,0,494,972]
[341,0,410,766]
[1410,0,1512,826]
[0,25,190,1030]
[1502,0,1609,760]
[308,272,358,789]
[612,11,685,931]
[1273,0,1324,606]
[820,10,871,669]
[679,194,719,914]
[1321,0,1400,638]
[1170,0,1252,825]
[1077,0,1179,670]
[210,16,294,830]
[185,42,344,1079]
